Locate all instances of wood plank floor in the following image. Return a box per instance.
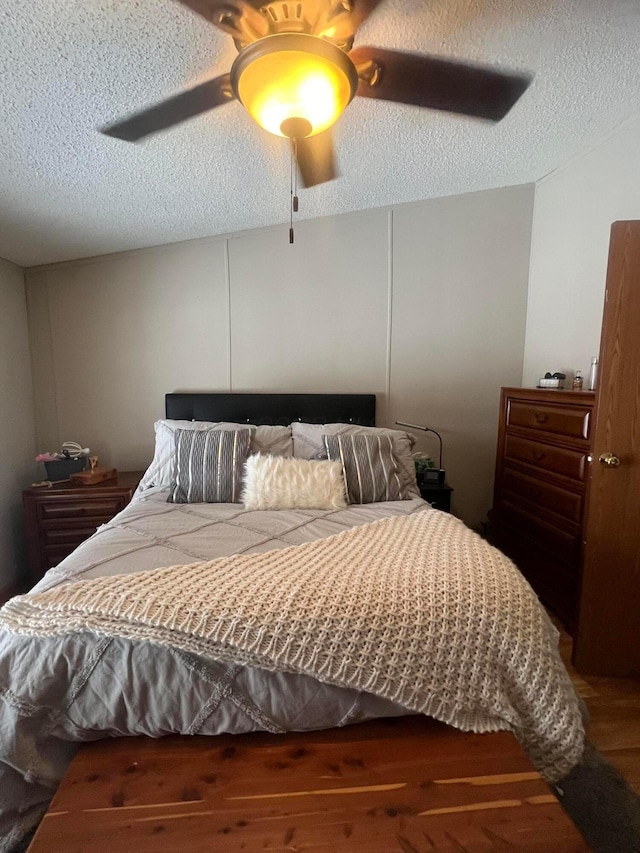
[557,621,640,793]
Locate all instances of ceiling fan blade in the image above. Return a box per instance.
[172,0,220,24]
[348,0,387,32]
[172,0,269,40]
[350,47,531,121]
[293,130,337,188]
[101,74,233,142]
[317,0,386,44]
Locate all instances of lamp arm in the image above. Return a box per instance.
[395,421,443,470]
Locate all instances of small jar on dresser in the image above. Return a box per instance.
[22,471,142,586]
[489,387,596,631]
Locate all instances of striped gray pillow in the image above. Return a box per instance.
[169,428,251,504]
[324,433,405,504]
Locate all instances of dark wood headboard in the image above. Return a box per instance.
[165,393,376,426]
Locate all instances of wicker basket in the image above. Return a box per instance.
[44,458,86,481]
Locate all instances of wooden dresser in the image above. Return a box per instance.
[490,388,596,630]
[23,471,142,585]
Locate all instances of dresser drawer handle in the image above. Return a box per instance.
[534,413,550,424]
[532,450,546,462]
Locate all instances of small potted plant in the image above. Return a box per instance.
[413,453,436,486]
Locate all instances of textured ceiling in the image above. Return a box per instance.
[1,0,639,267]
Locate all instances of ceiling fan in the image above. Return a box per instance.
[101,0,532,188]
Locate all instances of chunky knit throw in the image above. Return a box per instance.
[0,511,584,782]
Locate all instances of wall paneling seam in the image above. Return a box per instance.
[50,276,61,447]
[384,209,394,425]
[224,238,232,392]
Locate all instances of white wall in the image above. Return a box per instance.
[523,115,640,387]
[228,213,391,404]
[0,258,35,592]
[27,242,230,471]
[26,186,534,528]
[390,186,534,526]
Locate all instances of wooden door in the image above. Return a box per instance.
[574,221,640,676]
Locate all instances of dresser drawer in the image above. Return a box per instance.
[498,500,581,567]
[490,521,578,629]
[504,434,588,482]
[501,467,583,524]
[507,400,591,441]
[36,497,127,522]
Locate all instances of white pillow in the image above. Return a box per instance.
[242,455,347,511]
[139,420,293,491]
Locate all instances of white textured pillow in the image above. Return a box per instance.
[138,420,293,491]
[242,455,347,511]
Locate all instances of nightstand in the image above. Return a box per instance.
[23,471,142,585]
[418,482,453,512]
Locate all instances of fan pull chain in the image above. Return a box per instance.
[293,143,299,212]
[289,141,294,243]
[289,141,300,244]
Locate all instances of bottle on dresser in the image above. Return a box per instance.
[588,356,599,390]
[572,370,583,391]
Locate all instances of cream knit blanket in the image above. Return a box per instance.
[0,511,583,782]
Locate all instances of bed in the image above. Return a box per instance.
[0,393,585,852]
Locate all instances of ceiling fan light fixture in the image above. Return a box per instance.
[230,33,358,138]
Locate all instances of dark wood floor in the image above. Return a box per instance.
[557,620,640,794]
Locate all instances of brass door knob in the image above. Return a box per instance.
[599,452,621,467]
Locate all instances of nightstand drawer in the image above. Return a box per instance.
[501,467,583,524]
[40,526,102,548]
[418,483,453,512]
[42,544,89,569]
[506,400,591,441]
[42,549,73,571]
[36,497,127,522]
[23,472,142,585]
[504,434,588,482]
